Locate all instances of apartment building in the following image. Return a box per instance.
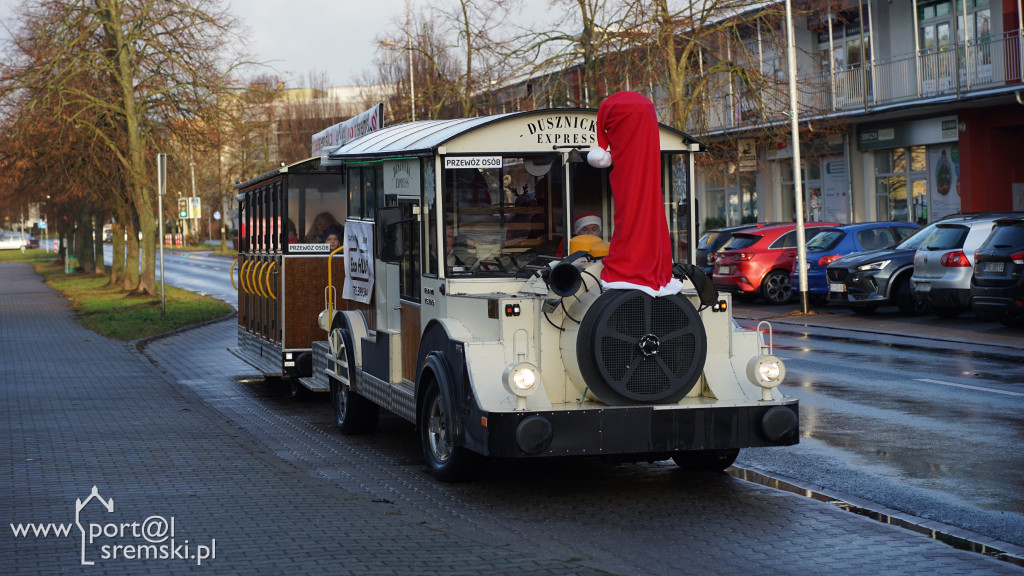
[700,0,1023,228]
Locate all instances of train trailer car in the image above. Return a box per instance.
[229,157,372,396]
[254,106,800,481]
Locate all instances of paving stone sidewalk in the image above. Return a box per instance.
[1,263,602,576]
[3,261,1022,576]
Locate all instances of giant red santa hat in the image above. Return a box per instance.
[588,91,683,297]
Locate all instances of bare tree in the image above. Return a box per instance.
[1,0,246,295]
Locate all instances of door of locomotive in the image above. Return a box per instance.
[378,197,422,383]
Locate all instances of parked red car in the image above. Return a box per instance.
[713,222,839,304]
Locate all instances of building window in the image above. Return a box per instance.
[875,147,927,223]
[705,165,757,229]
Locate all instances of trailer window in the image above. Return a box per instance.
[442,155,564,276]
[287,173,345,248]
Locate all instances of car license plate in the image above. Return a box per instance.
[983,261,1004,272]
[915,282,931,293]
[829,283,846,293]
[717,265,733,275]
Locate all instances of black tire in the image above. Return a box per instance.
[732,292,758,303]
[809,294,829,307]
[420,379,478,482]
[997,314,1024,328]
[851,304,878,315]
[289,379,308,399]
[760,270,792,305]
[330,330,378,435]
[671,449,740,472]
[932,306,963,319]
[894,276,927,316]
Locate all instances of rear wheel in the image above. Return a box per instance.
[420,379,478,481]
[997,313,1024,328]
[672,449,740,472]
[851,304,878,315]
[932,306,963,319]
[760,270,792,305]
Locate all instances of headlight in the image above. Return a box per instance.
[503,362,540,397]
[747,354,786,389]
[856,260,890,271]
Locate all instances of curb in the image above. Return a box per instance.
[729,466,1024,568]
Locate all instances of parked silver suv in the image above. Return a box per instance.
[911,213,1019,318]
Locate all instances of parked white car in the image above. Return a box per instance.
[0,231,29,251]
[911,212,1019,318]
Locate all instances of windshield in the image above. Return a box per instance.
[920,224,969,250]
[806,229,843,251]
[722,233,762,251]
[443,155,566,276]
[697,231,719,251]
[895,222,936,250]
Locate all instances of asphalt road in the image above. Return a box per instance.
[732,303,1024,548]
[132,248,1024,552]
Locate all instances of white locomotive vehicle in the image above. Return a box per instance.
[234,108,799,481]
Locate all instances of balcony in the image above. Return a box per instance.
[703,29,1023,133]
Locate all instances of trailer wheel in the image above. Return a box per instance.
[330,330,378,435]
[671,449,739,472]
[420,379,477,482]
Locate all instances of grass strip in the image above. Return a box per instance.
[1,249,232,341]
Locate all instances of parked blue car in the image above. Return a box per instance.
[792,221,922,302]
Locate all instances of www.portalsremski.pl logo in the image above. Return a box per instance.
[10,486,217,566]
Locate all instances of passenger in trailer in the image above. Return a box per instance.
[323,225,343,251]
[286,219,299,244]
[305,211,339,243]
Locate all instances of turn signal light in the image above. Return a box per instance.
[1012,251,1024,265]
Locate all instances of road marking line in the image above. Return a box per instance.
[914,378,1024,397]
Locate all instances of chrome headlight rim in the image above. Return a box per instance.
[747,354,786,389]
[502,362,541,397]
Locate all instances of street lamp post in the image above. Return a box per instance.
[785,0,809,314]
[407,0,415,121]
[380,1,416,122]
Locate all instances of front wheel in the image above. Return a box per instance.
[895,276,927,316]
[760,270,792,305]
[672,449,740,472]
[330,330,378,435]
[420,379,478,482]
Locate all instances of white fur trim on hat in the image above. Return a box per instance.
[587,146,612,169]
[599,277,685,297]
[573,214,602,234]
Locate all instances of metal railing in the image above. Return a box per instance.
[702,29,1022,132]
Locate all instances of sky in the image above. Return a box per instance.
[0,0,553,88]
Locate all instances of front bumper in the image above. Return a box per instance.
[482,401,799,458]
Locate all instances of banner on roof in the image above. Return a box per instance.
[311,104,384,156]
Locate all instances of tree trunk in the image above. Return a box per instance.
[123,220,140,291]
[109,220,125,287]
[93,214,105,276]
[77,214,96,274]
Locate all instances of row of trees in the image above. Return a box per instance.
[367,0,842,141]
[0,0,844,297]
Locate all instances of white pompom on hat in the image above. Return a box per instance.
[587,146,612,168]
